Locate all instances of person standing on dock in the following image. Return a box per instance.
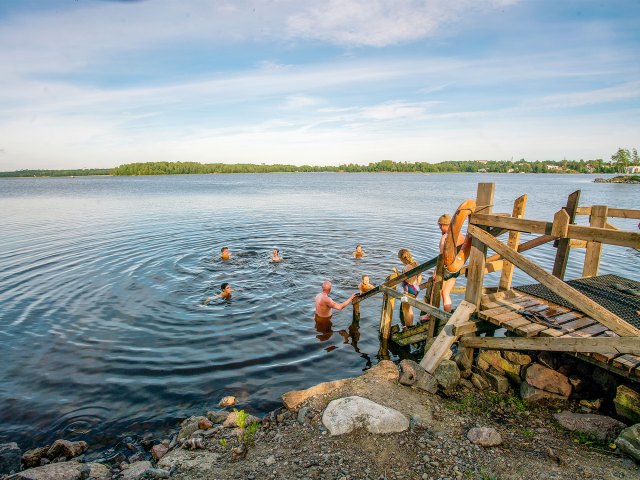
[436,214,465,313]
[398,248,422,327]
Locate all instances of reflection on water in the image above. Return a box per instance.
[0,172,638,450]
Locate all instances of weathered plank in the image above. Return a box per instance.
[380,286,452,323]
[420,301,476,373]
[583,205,608,277]
[452,319,494,336]
[471,214,640,248]
[558,317,596,333]
[577,206,640,220]
[499,194,527,291]
[503,317,532,330]
[465,183,495,308]
[553,190,581,279]
[468,224,640,337]
[459,336,640,355]
[515,323,548,337]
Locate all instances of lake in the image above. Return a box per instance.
[0,173,638,452]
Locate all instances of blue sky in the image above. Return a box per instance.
[0,0,638,170]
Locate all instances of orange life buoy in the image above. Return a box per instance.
[443,199,476,273]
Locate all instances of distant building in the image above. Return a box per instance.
[474,160,489,164]
[625,166,640,174]
[585,164,595,173]
[478,168,488,173]
[546,165,561,171]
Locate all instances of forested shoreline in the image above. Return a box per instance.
[0,157,630,177]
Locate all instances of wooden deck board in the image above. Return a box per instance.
[559,317,597,333]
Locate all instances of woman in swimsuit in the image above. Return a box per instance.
[398,248,422,327]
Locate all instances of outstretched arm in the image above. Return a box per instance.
[330,293,357,311]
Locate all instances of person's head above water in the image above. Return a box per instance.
[355,245,363,252]
[220,246,230,260]
[321,280,332,293]
[220,282,232,298]
[361,274,370,284]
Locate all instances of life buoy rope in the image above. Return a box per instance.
[443,199,476,273]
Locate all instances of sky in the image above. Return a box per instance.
[0,0,639,170]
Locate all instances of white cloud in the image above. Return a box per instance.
[280,94,325,110]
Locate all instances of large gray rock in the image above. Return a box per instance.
[121,460,153,480]
[45,440,87,460]
[520,381,568,402]
[16,461,109,480]
[398,359,438,394]
[524,363,572,397]
[467,427,502,447]
[483,370,509,394]
[0,442,21,475]
[616,424,640,462]
[434,360,460,391]
[322,396,409,436]
[553,411,626,442]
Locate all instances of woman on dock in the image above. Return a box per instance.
[398,248,422,327]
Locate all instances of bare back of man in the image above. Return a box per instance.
[314,280,356,321]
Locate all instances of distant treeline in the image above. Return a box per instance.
[0,158,626,177]
[110,158,621,176]
[0,168,111,177]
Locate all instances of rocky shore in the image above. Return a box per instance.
[1,353,639,480]
[593,175,640,183]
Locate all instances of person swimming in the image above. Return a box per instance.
[358,274,375,293]
[203,282,232,305]
[271,248,282,262]
[220,246,230,260]
[352,244,366,259]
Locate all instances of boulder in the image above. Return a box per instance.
[398,360,438,394]
[471,372,490,391]
[616,424,640,462]
[520,381,568,402]
[15,461,109,480]
[198,418,213,430]
[322,396,409,436]
[524,364,572,397]
[537,352,556,370]
[45,440,87,460]
[121,460,153,480]
[151,444,168,461]
[477,350,521,384]
[22,446,49,469]
[364,360,399,381]
[218,396,236,407]
[483,370,509,394]
[614,385,640,423]
[467,427,502,447]
[0,442,22,475]
[434,360,460,391]
[503,351,533,366]
[207,410,230,424]
[177,421,202,442]
[282,379,349,410]
[553,411,626,442]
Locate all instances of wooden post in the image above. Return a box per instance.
[552,190,581,279]
[582,205,608,277]
[378,274,397,359]
[465,182,495,308]
[499,194,527,291]
[352,301,360,323]
[425,255,444,339]
[467,224,640,337]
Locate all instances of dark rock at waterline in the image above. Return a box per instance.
[46,439,88,460]
[594,175,640,184]
[0,442,22,475]
[22,446,49,469]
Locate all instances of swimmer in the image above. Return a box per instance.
[352,244,366,259]
[203,282,232,305]
[358,274,375,293]
[220,247,230,260]
[271,248,282,262]
[398,248,422,327]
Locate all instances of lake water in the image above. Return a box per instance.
[0,173,638,452]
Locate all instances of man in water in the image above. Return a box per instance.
[220,247,230,260]
[352,244,366,258]
[271,248,282,262]
[314,280,357,340]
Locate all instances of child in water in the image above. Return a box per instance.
[398,248,422,327]
[220,246,230,260]
[203,282,232,305]
[358,274,375,293]
[352,244,366,258]
[271,248,282,262]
